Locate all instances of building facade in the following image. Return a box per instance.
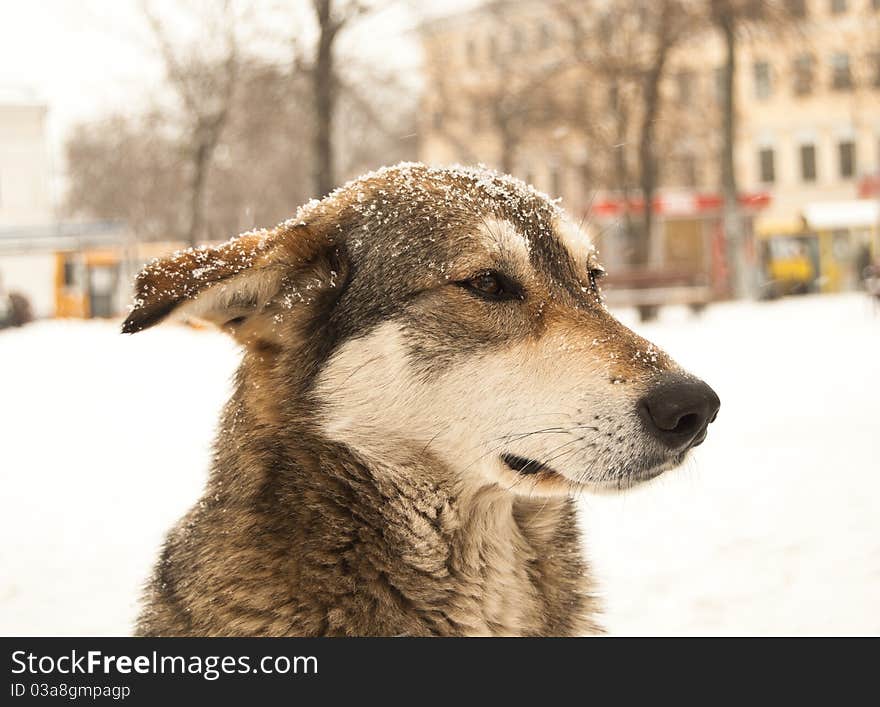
[0,88,150,321]
[0,87,52,227]
[0,88,56,316]
[419,0,880,292]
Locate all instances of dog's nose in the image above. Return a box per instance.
[637,373,720,451]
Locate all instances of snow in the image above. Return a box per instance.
[1,294,878,636]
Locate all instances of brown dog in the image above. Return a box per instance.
[124,163,719,636]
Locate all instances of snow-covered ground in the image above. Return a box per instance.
[1,294,878,636]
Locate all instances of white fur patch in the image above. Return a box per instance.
[478,217,531,264]
[555,217,598,269]
[315,322,432,459]
[314,319,659,498]
[175,267,285,325]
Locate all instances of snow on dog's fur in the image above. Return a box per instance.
[123,163,719,636]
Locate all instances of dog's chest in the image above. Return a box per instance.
[412,497,549,636]
[456,536,545,636]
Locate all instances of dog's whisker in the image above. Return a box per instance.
[485,424,599,446]
[484,427,576,444]
[459,422,595,475]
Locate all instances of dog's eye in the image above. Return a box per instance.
[459,271,523,301]
[588,265,606,289]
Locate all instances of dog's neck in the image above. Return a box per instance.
[204,371,599,636]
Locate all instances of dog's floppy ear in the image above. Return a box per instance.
[121,222,344,340]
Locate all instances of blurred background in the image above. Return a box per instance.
[0,0,878,636]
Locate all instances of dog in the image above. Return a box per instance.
[123,163,720,636]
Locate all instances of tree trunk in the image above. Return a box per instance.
[637,47,668,268]
[499,125,516,175]
[611,84,637,264]
[312,0,337,198]
[187,140,210,247]
[635,10,671,265]
[719,13,752,299]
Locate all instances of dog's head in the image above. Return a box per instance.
[124,163,719,496]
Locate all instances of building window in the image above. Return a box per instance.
[759,147,776,183]
[754,61,772,99]
[785,0,807,17]
[793,53,814,95]
[681,153,698,187]
[465,38,478,66]
[539,98,553,124]
[838,140,856,178]
[432,111,443,131]
[510,26,524,53]
[829,0,847,14]
[598,12,613,41]
[488,35,498,61]
[538,23,553,49]
[608,83,619,111]
[831,53,853,90]
[63,260,82,288]
[676,70,694,106]
[573,83,589,122]
[871,52,880,88]
[800,144,817,182]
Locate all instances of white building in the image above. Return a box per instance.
[0,87,55,316]
[0,86,52,226]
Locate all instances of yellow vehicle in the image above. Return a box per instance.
[55,242,186,319]
[762,235,816,296]
[55,249,118,318]
[757,201,880,297]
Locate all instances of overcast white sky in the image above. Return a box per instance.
[0,0,477,168]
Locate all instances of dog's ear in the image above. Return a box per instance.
[121,222,344,343]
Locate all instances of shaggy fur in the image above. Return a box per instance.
[124,163,715,636]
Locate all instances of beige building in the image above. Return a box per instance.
[688,0,880,229]
[419,0,880,291]
[0,87,52,227]
[419,0,595,208]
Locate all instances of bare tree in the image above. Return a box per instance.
[706,0,802,298]
[555,0,691,265]
[142,0,240,246]
[423,4,566,178]
[204,61,315,237]
[634,1,691,265]
[304,0,397,197]
[334,63,419,179]
[710,0,755,299]
[65,112,187,241]
[65,56,415,243]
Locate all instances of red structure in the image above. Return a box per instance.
[586,190,772,302]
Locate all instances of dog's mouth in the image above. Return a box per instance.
[501,450,686,491]
[501,453,566,481]
[500,452,600,494]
